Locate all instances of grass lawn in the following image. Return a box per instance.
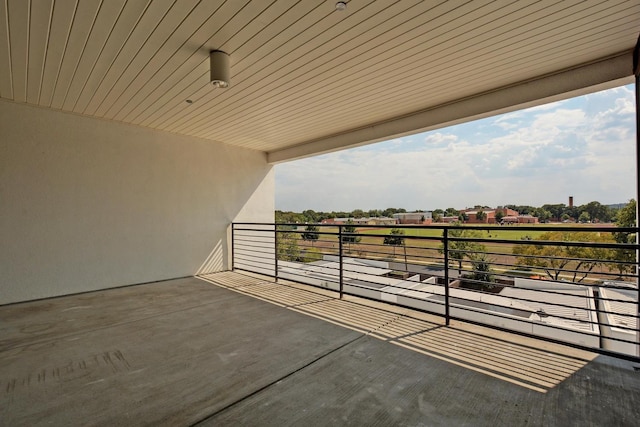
[357,226,547,241]
[299,223,609,257]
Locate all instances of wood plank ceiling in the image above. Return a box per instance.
[0,0,638,161]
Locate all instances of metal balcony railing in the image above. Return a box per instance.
[231,222,640,361]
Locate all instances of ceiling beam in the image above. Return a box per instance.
[268,51,633,164]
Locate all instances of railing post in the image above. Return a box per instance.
[634,34,640,357]
[231,223,235,271]
[339,225,344,299]
[274,224,279,282]
[443,227,450,326]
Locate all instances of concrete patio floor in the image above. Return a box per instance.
[1,271,639,426]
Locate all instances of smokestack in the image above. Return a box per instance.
[569,196,573,208]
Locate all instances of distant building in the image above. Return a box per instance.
[440,216,460,223]
[464,210,492,224]
[464,207,538,224]
[393,212,432,224]
[501,216,519,224]
[516,214,539,224]
[322,217,397,225]
[369,217,398,225]
[500,214,539,224]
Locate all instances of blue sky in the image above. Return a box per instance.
[275,85,636,212]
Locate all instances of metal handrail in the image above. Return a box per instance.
[231,222,640,361]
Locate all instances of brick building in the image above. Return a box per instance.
[393,212,433,224]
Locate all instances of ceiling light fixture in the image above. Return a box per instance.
[210,50,230,88]
[335,2,347,11]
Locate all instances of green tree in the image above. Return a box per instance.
[383,228,405,256]
[384,228,408,268]
[578,211,590,223]
[382,207,406,217]
[615,199,636,229]
[433,213,443,223]
[533,208,552,223]
[276,228,300,262]
[513,231,610,282]
[607,199,636,278]
[470,253,495,289]
[563,205,579,220]
[275,210,304,225]
[541,204,566,221]
[341,219,361,252]
[301,224,319,247]
[441,224,485,275]
[444,207,459,217]
[352,209,365,218]
[495,211,505,223]
[581,201,613,223]
[476,210,487,222]
[302,209,319,223]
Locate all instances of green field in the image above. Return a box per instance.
[304,223,609,241]
[357,226,547,241]
[295,223,614,257]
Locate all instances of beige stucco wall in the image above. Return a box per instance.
[0,100,274,304]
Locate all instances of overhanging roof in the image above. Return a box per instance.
[0,1,637,163]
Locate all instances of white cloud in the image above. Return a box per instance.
[424,132,458,146]
[493,100,568,129]
[276,85,636,211]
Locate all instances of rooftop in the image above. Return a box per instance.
[276,256,600,343]
[3,272,639,425]
[600,288,639,331]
